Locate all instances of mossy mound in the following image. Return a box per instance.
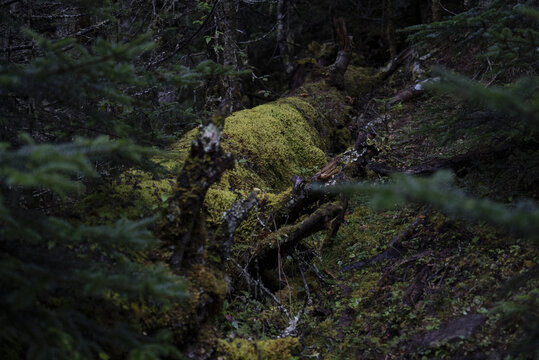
[217,337,300,360]
[220,97,327,191]
[204,94,351,227]
[77,95,342,227]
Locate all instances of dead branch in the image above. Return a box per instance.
[255,201,346,269]
[385,77,440,109]
[235,261,308,338]
[378,48,413,81]
[217,190,259,260]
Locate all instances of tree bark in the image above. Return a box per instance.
[432,0,441,22]
[328,18,352,89]
[277,0,294,77]
[160,112,234,271]
[216,0,242,113]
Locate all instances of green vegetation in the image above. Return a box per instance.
[0,138,187,358]
[1,0,537,359]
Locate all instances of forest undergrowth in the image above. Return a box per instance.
[1,1,537,359]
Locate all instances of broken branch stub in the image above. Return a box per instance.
[329,17,352,89]
[161,112,234,271]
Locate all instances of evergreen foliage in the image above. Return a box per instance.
[431,70,538,125]
[404,0,538,140]
[405,0,538,70]
[0,138,187,359]
[0,1,225,358]
[329,170,539,241]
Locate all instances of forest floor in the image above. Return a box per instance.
[214,52,538,360]
[77,38,538,360]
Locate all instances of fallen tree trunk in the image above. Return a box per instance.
[254,200,347,270]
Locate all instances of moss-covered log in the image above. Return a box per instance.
[73,26,400,353]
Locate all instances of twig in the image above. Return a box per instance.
[281,296,308,338]
[238,23,276,44]
[235,263,291,322]
[440,1,457,16]
[70,20,110,38]
[294,251,312,305]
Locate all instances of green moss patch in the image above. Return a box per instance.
[217,337,300,360]
[221,97,327,191]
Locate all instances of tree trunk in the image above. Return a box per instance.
[160,111,234,271]
[216,0,242,113]
[432,0,441,22]
[277,0,294,77]
[328,18,352,89]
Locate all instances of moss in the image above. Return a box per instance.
[203,164,267,226]
[199,95,348,231]
[293,81,353,153]
[158,127,198,170]
[344,66,378,97]
[221,97,327,190]
[230,210,260,245]
[334,126,352,153]
[204,187,240,225]
[75,130,198,224]
[217,337,300,360]
[190,263,228,298]
[350,271,380,300]
[263,187,293,206]
[77,172,175,224]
